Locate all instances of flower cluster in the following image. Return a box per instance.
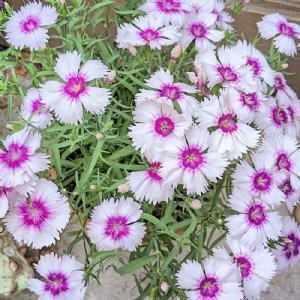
[2,0,300,299]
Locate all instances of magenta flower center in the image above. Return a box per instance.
[279,179,294,197]
[240,92,260,111]
[159,84,182,101]
[154,116,175,137]
[247,203,267,226]
[45,272,69,296]
[272,107,288,126]
[20,198,50,229]
[252,170,272,192]
[246,57,261,76]
[283,233,300,260]
[21,17,40,33]
[276,153,292,171]
[218,113,238,133]
[275,75,285,90]
[139,28,160,42]
[199,277,220,298]
[147,162,163,182]
[190,23,207,39]
[104,216,129,241]
[0,143,29,169]
[31,98,43,113]
[156,0,181,13]
[236,256,252,278]
[217,66,238,82]
[63,76,87,100]
[278,22,296,37]
[180,147,205,170]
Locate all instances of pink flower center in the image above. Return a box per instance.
[218,113,238,133]
[236,256,252,278]
[154,116,175,137]
[246,58,261,76]
[283,233,300,260]
[139,28,160,42]
[156,0,181,13]
[278,22,296,37]
[252,170,272,192]
[272,107,288,126]
[199,277,220,298]
[247,203,267,226]
[275,75,285,90]
[31,98,43,113]
[159,84,182,101]
[190,23,207,39]
[21,16,40,33]
[276,153,292,171]
[20,198,50,229]
[217,66,238,83]
[63,76,87,100]
[44,272,69,296]
[240,92,260,111]
[0,143,29,169]
[147,162,163,182]
[180,147,205,170]
[104,216,129,241]
[279,179,294,197]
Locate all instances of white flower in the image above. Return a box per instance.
[257,13,300,56]
[5,2,58,50]
[116,16,181,50]
[179,12,224,52]
[274,73,297,106]
[160,125,228,195]
[212,0,234,30]
[28,253,86,300]
[176,258,243,300]
[197,90,260,160]
[233,40,275,86]
[214,239,277,300]
[277,176,300,212]
[5,179,70,249]
[273,217,300,272]
[127,162,174,205]
[233,153,285,207]
[87,197,146,251]
[135,68,201,115]
[20,88,52,128]
[226,188,282,249]
[129,100,192,161]
[198,45,257,93]
[40,51,111,124]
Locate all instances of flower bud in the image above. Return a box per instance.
[217,219,223,225]
[189,199,202,210]
[281,63,289,70]
[128,45,137,56]
[118,183,130,193]
[96,133,104,141]
[171,44,181,61]
[160,282,170,293]
[106,70,117,84]
[90,184,97,190]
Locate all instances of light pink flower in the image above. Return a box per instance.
[28,253,86,300]
[5,2,58,50]
[0,128,49,188]
[40,51,111,124]
[87,197,146,251]
[5,179,70,249]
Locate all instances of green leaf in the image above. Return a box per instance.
[117,255,156,276]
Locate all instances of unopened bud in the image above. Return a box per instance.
[284,238,293,244]
[217,219,223,225]
[128,45,137,56]
[60,188,67,194]
[171,44,181,61]
[96,133,104,141]
[72,191,79,196]
[90,185,97,190]
[106,70,116,84]
[160,282,170,293]
[281,63,289,70]
[118,183,130,193]
[189,199,202,210]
